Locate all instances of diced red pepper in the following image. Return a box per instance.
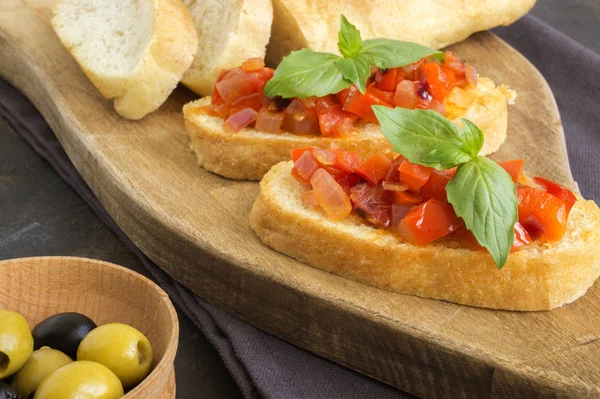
[331,146,362,173]
[355,153,392,185]
[398,160,434,191]
[498,160,524,183]
[511,222,532,252]
[290,147,316,163]
[423,62,457,103]
[533,177,577,213]
[397,199,462,245]
[375,68,398,91]
[341,85,393,124]
[313,96,356,137]
[517,186,568,241]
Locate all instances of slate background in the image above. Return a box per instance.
[1,1,598,397]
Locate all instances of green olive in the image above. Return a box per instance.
[34,361,123,399]
[11,347,72,397]
[77,323,152,388]
[0,310,33,379]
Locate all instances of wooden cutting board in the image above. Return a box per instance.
[2,1,599,397]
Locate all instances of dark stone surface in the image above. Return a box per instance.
[0,1,597,397]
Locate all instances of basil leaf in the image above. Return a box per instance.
[336,54,372,93]
[422,142,473,170]
[264,49,352,98]
[338,15,362,58]
[361,39,444,69]
[458,118,484,157]
[446,156,518,269]
[372,106,463,167]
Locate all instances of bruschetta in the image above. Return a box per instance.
[250,146,600,311]
[184,52,514,180]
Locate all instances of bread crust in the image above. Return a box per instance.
[184,77,511,180]
[52,0,198,120]
[266,0,535,65]
[250,162,600,311]
[180,0,273,96]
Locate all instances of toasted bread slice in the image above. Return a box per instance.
[52,0,198,120]
[180,0,273,96]
[250,161,600,311]
[184,77,513,180]
[266,0,535,65]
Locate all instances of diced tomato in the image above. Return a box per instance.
[397,199,462,245]
[341,85,393,123]
[391,204,413,230]
[294,151,320,180]
[393,191,422,205]
[398,160,434,191]
[310,168,352,221]
[393,80,419,110]
[331,146,362,173]
[355,152,392,184]
[517,186,568,241]
[381,155,407,190]
[375,68,398,91]
[241,57,265,72]
[350,184,393,227]
[533,177,577,213]
[290,147,316,163]
[312,96,356,137]
[421,169,454,202]
[331,170,361,194]
[511,222,532,251]
[423,62,457,103]
[335,88,351,105]
[498,160,524,183]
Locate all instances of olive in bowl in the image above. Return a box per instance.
[34,361,123,399]
[32,312,96,359]
[11,347,72,397]
[0,310,33,380]
[77,323,153,388]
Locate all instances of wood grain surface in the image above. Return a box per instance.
[0,256,178,399]
[1,1,599,397]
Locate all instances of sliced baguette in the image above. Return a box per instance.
[180,0,273,96]
[266,0,535,65]
[250,161,600,311]
[52,0,198,120]
[184,77,513,180]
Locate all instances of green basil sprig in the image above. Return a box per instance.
[264,15,444,98]
[372,106,518,269]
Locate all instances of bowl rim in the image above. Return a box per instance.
[0,256,179,398]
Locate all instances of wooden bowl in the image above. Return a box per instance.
[0,256,178,398]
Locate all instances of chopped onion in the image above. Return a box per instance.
[216,74,257,103]
[465,64,477,86]
[255,107,284,134]
[391,204,413,230]
[241,58,265,72]
[312,148,336,165]
[222,67,243,80]
[310,169,352,221]
[294,151,320,180]
[211,102,231,118]
[393,80,419,109]
[382,181,408,192]
[285,98,308,114]
[429,98,446,116]
[224,108,257,132]
[283,113,320,135]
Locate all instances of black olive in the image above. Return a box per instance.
[0,381,24,399]
[32,313,96,359]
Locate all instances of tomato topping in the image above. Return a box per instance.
[511,222,532,251]
[375,68,398,91]
[533,177,577,213]
[255,107,284,134]
[231,93,263,113]
[224,108,257,132]
[498,160,524,183]
[355,153,392,185]
[517,186,568,241]
[393,80,419,109]
[331,146,362,173]
[393,191,422,205]
[290,147,315,163]
[421,169,454,202]
[350,184,393,227]
[310,168,352,221]
[398,160,434,191]
[341,85,392,123]
[397,199,462,245]
[312,148,336,165]
[423,63,456,102]
[312,96,355,137]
